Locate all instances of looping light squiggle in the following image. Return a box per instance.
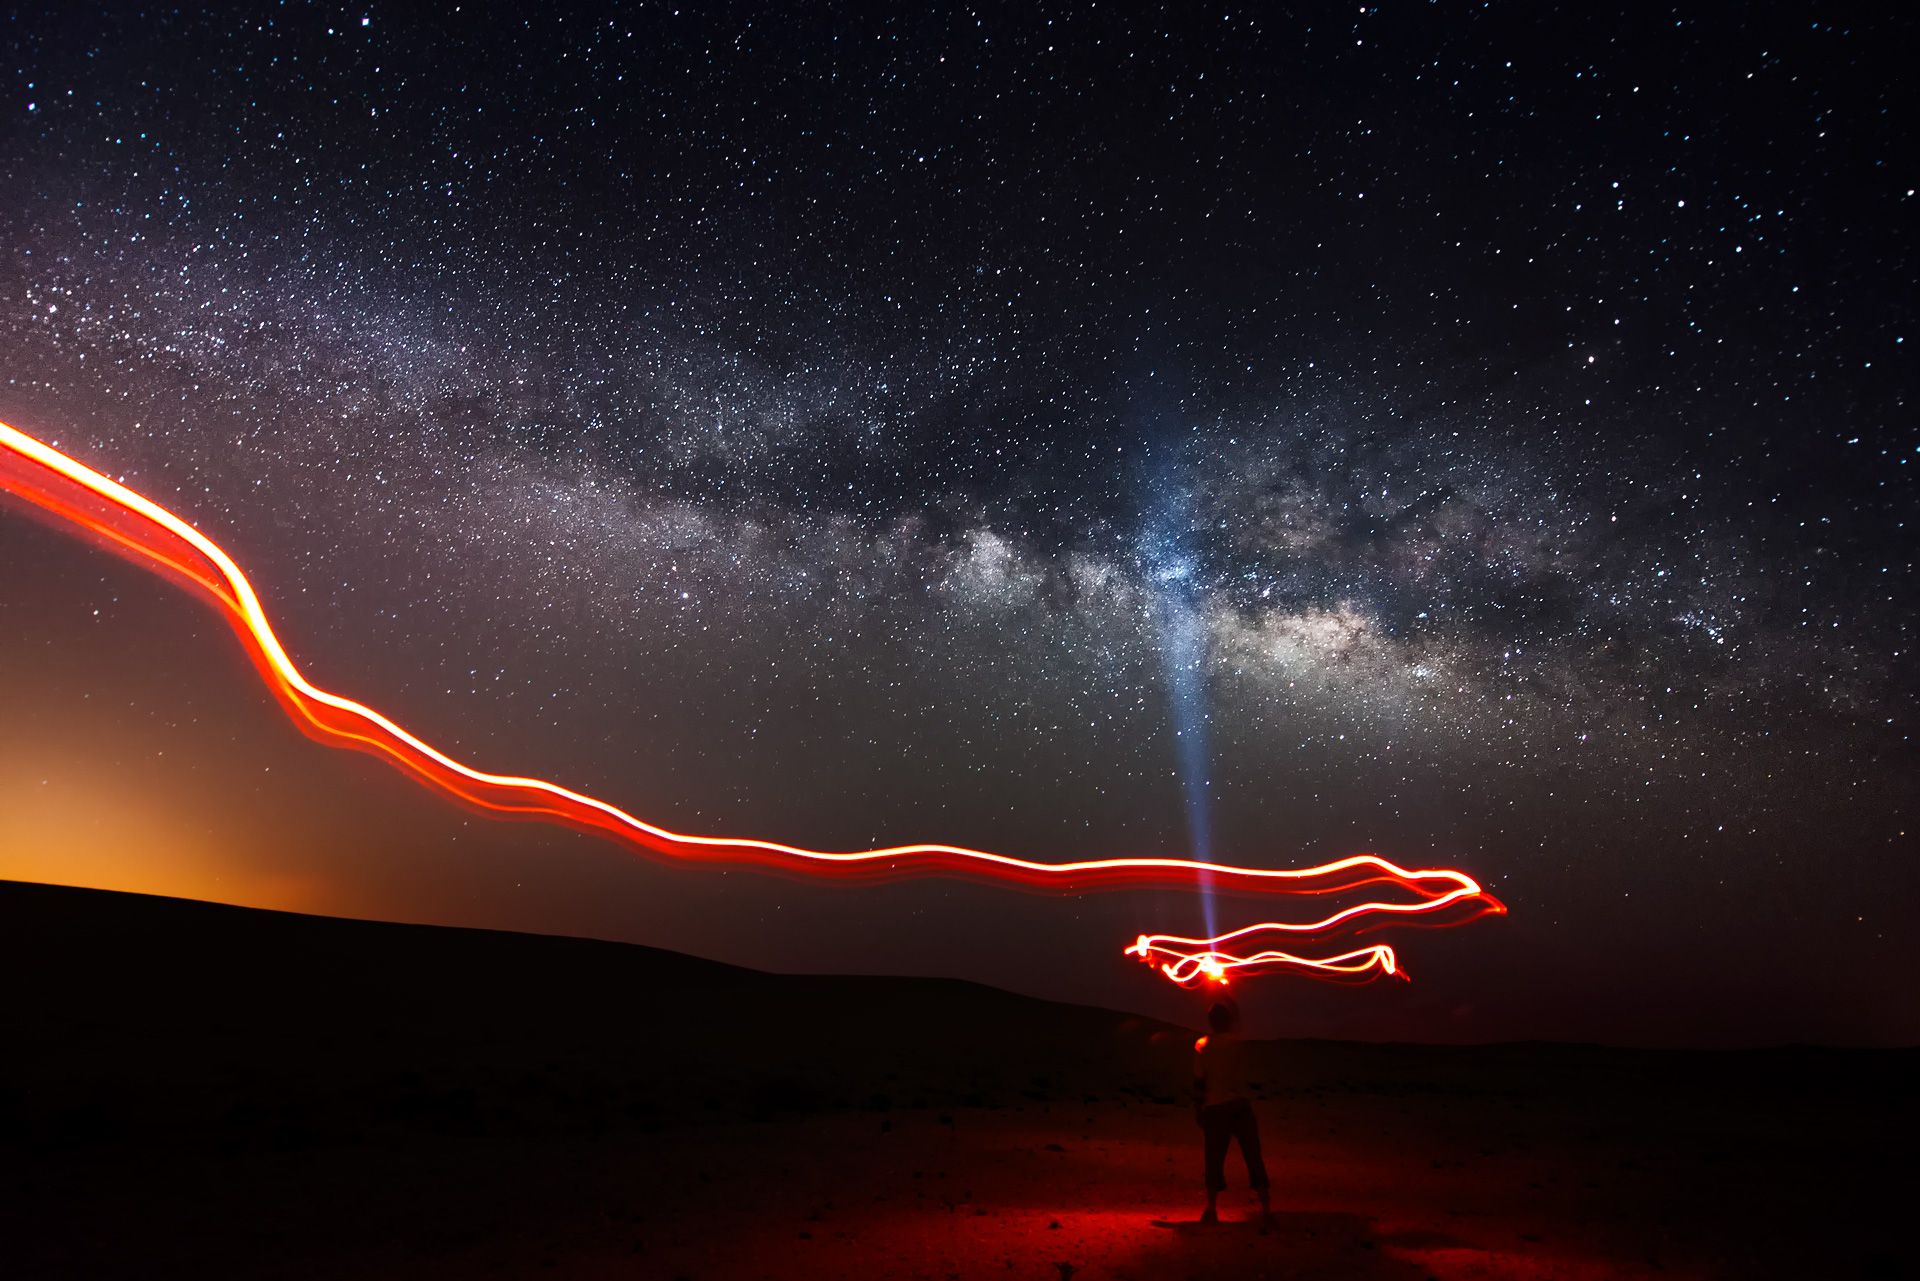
[1129,937,1402,985]
[0,421,1505,982]
[1126,889,1508,985]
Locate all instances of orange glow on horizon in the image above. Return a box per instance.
[0,747,327,915]
[0,420,1505,984]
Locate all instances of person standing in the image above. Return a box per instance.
[1192,991,1272,1224]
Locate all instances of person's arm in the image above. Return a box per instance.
[1192,1035,1209,1123]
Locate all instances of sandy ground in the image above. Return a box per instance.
[370,1104,1716,1281]
[4,880,1912,1280]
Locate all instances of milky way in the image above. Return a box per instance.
[2,2,1913,1043]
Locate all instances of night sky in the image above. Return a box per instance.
[2,1,1914,1046]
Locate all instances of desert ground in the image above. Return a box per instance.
[2,879,1911,1280]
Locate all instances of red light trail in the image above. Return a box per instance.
[0,420,1503,985]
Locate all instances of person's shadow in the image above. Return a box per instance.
[1142,1208,1427,1276]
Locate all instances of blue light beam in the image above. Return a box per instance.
[1144,531,1218,940]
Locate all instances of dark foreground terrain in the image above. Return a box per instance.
[2,879,1912,1281]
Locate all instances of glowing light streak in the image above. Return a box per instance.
[1132,936,1401,985]
[0,421,1505,983]
[1127,888,1508,986]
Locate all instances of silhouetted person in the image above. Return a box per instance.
[1192,991,1271,1224]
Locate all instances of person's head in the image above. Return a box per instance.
[1207,1003,1235,1034]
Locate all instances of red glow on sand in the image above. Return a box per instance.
[0,421,1504,983]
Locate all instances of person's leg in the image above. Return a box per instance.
[1201,1104,1230,1221]
[1232,1100,1273,1218]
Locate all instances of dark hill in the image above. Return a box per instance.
[0,879,1193,1150]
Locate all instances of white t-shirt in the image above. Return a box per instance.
[1194,1032,1252,1104]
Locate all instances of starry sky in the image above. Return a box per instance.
[2,1,1914,1046]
